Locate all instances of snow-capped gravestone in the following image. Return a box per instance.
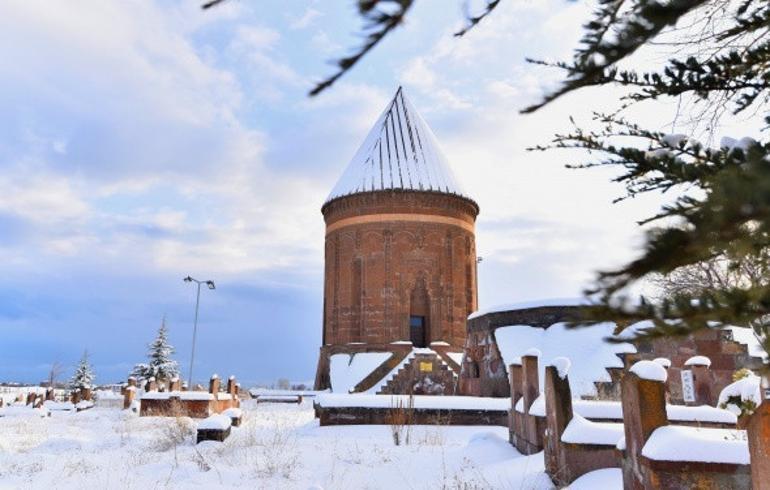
[196,414,232,443]
[509,352,546,455]
[684,355,716,406]
[621,361,669,489]
[718,373,762,427]
[222,407,243,427]
[543,358,620,487]
[621,361,751,489]
[748,400,770,489]
[123,377,137,410]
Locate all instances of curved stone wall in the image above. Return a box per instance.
[321,189,479,348]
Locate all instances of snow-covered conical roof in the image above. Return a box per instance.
[326,87,471,204]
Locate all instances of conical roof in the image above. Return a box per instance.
[326,87,471,203]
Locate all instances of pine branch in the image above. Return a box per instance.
[309,0,414,96]
[522,0,710,113]
[590,144,770,296]
[529,113,741,202]
[201,0,227,9]
[454,0,502,37]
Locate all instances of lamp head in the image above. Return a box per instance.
[183,276,193,283]
[206,281,216,290]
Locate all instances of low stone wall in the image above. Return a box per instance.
[141,397,212,418]
[135,374,241,419]
[314,394,509,426]
[316,405,507,427]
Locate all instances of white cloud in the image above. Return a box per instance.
[0,172,89,226]
[310,30,341,55]
[233,25,281,49]
[0,0,333,281]
[290,7,322,30]
[401,58,437,90]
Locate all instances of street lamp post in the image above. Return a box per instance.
[183,276,215,388]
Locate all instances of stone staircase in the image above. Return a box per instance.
[377,350,459,395]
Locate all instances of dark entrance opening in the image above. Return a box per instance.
[410,315,426,347]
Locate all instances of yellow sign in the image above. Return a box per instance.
[419,362,433,372]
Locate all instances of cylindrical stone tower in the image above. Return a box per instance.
[315,87,479,391]
[322,191,479,347]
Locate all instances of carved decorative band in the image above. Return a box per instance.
[326,213,475,235]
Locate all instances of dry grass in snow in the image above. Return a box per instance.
[0,400,553,489]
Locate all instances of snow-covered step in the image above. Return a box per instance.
[376,350,460,395]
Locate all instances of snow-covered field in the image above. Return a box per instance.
[0,400,556,489]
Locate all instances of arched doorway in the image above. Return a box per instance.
[409,276,430,348]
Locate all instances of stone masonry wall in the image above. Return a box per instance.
[459,306,583,397]
[321,190,479,349]
[459,305,764,401]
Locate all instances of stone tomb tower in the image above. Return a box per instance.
[315,87,479,392]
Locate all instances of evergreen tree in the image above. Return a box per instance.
[205,2,770,358]
[520,1,770,355]
[132,318,180,383]
[70,350,95,391]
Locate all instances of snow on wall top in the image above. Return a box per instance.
[684,355,711,367]
[495,322,637,397]
[630,360,668,382]
[198,414,232,431]
[718,374,761,416]
[725,326,768,361]
[642,426,749,464]
[561,414,624,445]
[325,87,471,204]
[329,352,393,393]
[468,297,589,320]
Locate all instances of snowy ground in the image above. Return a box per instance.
[0,400,555,489]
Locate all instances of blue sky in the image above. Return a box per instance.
[1,0,699,385]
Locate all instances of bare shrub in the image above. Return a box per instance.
[192,447,212,472]
[252,426,300,479]
[216,418,300,480]
[62,455,97,478]
[418,411,451,446]
[114,417,136,448]
[0,460,44,479]
[340,441,364,465]
[387,394,414,446]
[370,443,393,464]
[3,418,49,452]
[153,415,195,452]
[441,457,492,490]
